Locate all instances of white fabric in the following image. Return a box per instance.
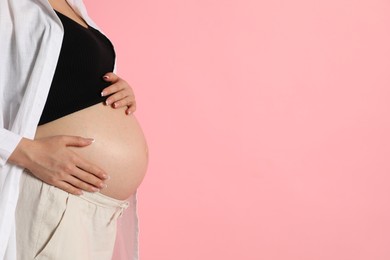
[0,0,138,259]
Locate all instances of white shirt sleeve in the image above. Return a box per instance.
[0,128,22,166]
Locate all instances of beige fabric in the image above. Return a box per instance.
[15,171,129,260]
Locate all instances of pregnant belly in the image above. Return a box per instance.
[34,103,149,200]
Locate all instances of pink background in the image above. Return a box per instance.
[85,0,390,259]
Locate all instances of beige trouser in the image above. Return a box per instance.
[15,170,129,260]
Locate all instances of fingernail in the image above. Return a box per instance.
[101,91,105,96]
[105,100,110,106]
[92,187,100,192]
[78,190,84,195]
[86,138,95,143]
[113,103,117,108]
[103,75,109,80]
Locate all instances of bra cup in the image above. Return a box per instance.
[38,10,116,126]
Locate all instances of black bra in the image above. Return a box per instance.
[38,10,116,125]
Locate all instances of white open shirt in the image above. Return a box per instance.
[0,0,139,259]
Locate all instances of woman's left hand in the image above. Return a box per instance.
[101,72,136,115]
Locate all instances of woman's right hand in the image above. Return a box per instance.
[8,136,109,195]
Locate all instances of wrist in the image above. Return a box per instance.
[8,137,34,168]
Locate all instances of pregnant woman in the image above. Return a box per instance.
[0,0,148,259]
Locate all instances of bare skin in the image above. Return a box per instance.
[8,2,146,199]
[34,103,149,200]
[48,0,89,29]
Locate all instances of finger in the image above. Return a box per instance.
[125,107,133,115]
[112,97,135,109]
[105,91,128,106]
[126,104,137,115]
[74,157,108,181]
[102,72,119,83]
[72,167,107,189]
[54,180,83,195]
[65,174,102,192]
[101,82,127,98]
[60,135,95,147]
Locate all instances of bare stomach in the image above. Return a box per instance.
[34,103,149,200]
